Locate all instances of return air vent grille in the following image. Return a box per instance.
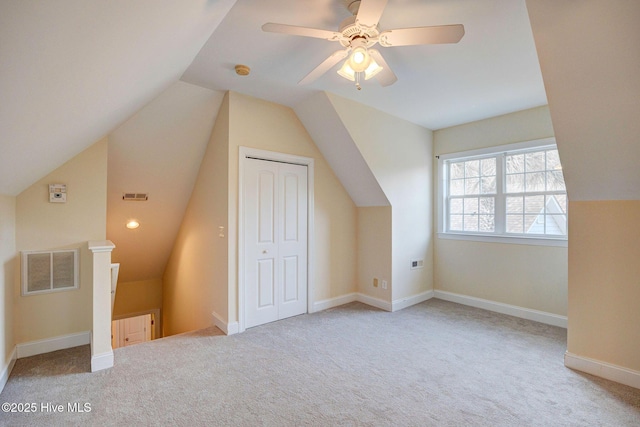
[122,193,148,201]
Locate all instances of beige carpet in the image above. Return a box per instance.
[1,299,639,426]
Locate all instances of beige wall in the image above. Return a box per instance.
[163,93,230,336]
[113,278,162,318]
[357,206,392,300]
[568,201,640,371]
[228,92,357,315]
[325,93,433,302]
[0,195,16,376]
[163,91,358,335]
[527,0,640,376]
[14,139,108,343]
[433,107,568,316]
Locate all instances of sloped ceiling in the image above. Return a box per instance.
[0,0,236,196]
[526,0,640,201]
[108,81,224,283]
[295,92,389,207]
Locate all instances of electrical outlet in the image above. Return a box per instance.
[373,278,378,287]
[382,280,388,290]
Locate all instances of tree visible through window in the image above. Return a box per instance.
[441,141,567,240]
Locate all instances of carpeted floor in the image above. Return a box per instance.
[1,299,639,426]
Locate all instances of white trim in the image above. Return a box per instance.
[90,350,114,372]
[87,240,115,253]
[564,352,640,390]
[356,293,392,312]
[436,137,557,161]
[434,290,567,328]
[17,331,91,358]
[0,346,17,393]
[312,291,435,313]
[238,147,315,334]
[392,290,434,311]
[437,232,568,247]
[312,293,358,313]
[211,311,239,336]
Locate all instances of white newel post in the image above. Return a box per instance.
[88,240,116,372]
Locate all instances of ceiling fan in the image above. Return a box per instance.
[262,0,464,89]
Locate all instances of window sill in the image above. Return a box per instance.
[437,232,568,247]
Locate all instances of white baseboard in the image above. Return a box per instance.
[565,351,640,390]
[312,291,433,314]
[91,350,114,372]
[0,346,17,394]
[311,293,358,313]
[212,311,239,336]
[17,331,91,359]
[356,293,392,311]
[392,290,434,312]
[433,290,568,328]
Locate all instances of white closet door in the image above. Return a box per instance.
[244,158,307,329]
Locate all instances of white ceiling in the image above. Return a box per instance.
[2,0,550,283]
[182,0,547,131]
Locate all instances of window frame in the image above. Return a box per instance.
[436,137,568,247]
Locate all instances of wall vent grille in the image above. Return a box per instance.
[122,193,148,201]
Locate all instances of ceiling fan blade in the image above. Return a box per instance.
[298,50,349,85]
[355,0,388,28]
[379,24,465,47]
[369,49,397,87]
[262,23,341,41]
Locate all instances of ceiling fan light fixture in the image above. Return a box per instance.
[337,55,382,83]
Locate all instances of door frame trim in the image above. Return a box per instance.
[238,146,315,333]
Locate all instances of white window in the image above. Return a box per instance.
[21,248,79,295]
[437,138,567,246]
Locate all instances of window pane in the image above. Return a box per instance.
[524,214,539,233]
[481,177,496,194]
[525,151,545,172]
[506,214,523,233]
[524,195,545,214]
[546,171,566,191]
[465,178,480,195]
[450,198,463,214]
[481,158,496,176]
[479,215,495,232]
[506,154,524,174]
[506,174,524,193]
[479,197,494,214]
[525,172,546,192]
[450,215,463,230]
[450,179,464,196]
[547,150,562,170]
[551,194,567,213]
[506,196,522,213]
[465,160,480,177]
[450,162,465,179]
[464,197,478,214]
[546,215,567,235]
[464,215,478,231]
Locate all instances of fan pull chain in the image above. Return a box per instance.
[355,71,362,90]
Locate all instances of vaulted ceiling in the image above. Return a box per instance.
[1,0,547,197]
[2,0,550,283]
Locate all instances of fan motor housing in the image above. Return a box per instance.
[338,16,379,48]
